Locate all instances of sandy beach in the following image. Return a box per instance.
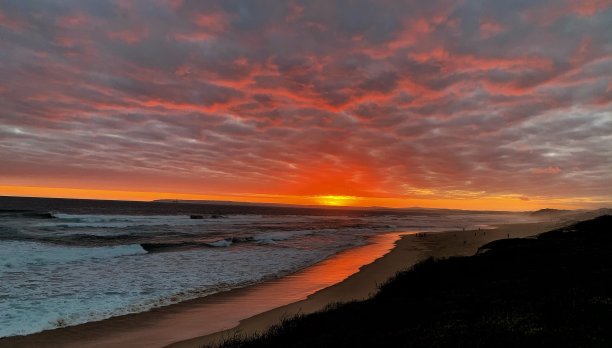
[0,221,558,348]
[171,221,558,348]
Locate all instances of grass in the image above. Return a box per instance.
[205,215,612,348]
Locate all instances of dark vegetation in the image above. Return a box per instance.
[208,215,612,348]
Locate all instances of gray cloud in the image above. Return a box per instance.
[1,0,611,207]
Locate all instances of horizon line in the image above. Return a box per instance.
[0,194,589,214]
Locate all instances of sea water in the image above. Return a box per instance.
[0,197,536,337]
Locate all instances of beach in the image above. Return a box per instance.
[0,221,558,348]
[171,221,557,348]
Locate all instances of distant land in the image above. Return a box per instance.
[153,199,521,214]
[2,195,610,218]
[530,207,612,221]
[152,199,345,209]
[529,208,572,216]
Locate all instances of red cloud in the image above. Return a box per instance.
[108,28,149,44]
[194,12,229,31]
[480,20,506,39]
[523,0,612,24]
[0,10,27,32]
[568,0,611,17]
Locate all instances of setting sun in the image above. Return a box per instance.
[315,195,359,206]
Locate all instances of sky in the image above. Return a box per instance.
[1,0,611,210]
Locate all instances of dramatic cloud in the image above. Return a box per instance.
[1,0,611,209]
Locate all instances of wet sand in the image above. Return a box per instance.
[0,221,557,348]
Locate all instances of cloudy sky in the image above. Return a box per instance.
[1,0,611,209]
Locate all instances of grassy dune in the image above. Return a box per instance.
[208,215,612,347]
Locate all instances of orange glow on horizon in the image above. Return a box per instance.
[315,195,359,206]
[0,185,603,211]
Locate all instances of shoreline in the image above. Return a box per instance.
[168,221,559,348]
[0,221,558,348]
[0,231,408,348]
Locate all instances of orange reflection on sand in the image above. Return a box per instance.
[283,232,405,289]
[70,232,411,348]
[0,232,411,348]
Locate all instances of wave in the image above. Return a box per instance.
[207,239,233,247]
[252,230,315,244]
[138,231,319,252]
[0,242,147,274]
[140,236,254,252]
[140,241,212,252]
[0,231,164,247]
[35,214,215,228]
[0,227,310,249]
[0,209,56,219]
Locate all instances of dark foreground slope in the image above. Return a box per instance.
[210,215,612,348]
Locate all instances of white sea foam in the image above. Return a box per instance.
[36,214,243,228]
[207,238,233,247]
[253,230,314,244]
[0,240,335,337]
[0,241,147,274]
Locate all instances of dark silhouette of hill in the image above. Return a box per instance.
[208,215,612,348]
[529,208,572,216]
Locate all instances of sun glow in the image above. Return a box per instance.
[315,195,359,206]
[0,185,598,211]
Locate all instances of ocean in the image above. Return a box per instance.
[0,196,535,337]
